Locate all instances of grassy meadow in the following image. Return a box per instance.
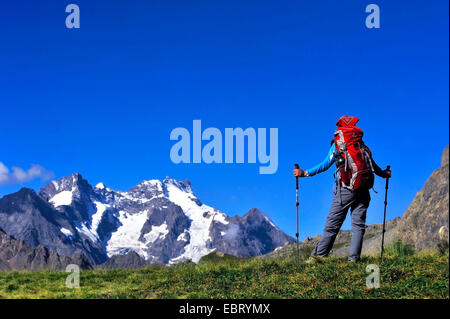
[0,243,448,299]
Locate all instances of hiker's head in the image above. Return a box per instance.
[336,115,359,127]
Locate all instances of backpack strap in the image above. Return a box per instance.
[361,142,378,193]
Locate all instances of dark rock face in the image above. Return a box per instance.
[211,208,294,257]
[394,146,449,250]
[0,227,92,271]
[138,199,191,264]
[97,251,151,269]
[0,174,293,268]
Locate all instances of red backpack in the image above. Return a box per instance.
[333,116,374,190]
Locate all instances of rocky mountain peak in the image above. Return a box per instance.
[14,187,37,199]
[37,172,93,204]
[246,207,266,217]
[162,177,193,194]
[95,182,106,190]
[1,187,46,213]
[243,208,273,224]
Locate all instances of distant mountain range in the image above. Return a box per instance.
[0,174,294,270]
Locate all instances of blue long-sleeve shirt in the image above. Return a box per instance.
[305,144,336,176]
[304,144,386,177]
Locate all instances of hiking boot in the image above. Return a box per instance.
[348,257,360,263]
[305,255,326,264]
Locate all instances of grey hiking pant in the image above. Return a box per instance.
[312,186,371,261]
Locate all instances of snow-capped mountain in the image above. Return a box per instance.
[0,173,294,265]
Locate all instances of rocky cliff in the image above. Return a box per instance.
[394,146,449,250]
[0,227,92,271]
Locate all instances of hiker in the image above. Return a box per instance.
[293,115,391,262]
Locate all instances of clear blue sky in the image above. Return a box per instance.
[0,1,448,240]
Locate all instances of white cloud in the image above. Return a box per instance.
[0,162,10,184]
[0,162,54,186]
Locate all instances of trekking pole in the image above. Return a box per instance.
[294,164,300,262]
[380,165,391,259]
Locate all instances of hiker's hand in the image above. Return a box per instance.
[294,168,307,177]
[384,169,391,178]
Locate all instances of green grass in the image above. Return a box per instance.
[384,240,416,257]
[0,251,448,299]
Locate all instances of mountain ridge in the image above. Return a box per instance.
[0,174,294,269]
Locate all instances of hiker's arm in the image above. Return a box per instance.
[303,144,336,177]
[371,156,391,178]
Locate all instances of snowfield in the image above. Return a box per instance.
[106,209,150,259]
[60,227,73,237]
[49,190,73,207]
